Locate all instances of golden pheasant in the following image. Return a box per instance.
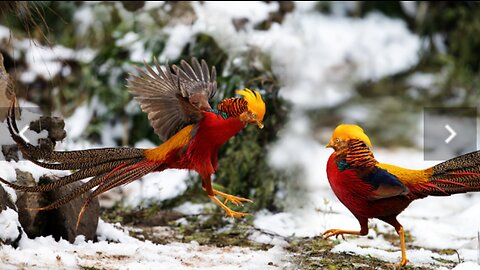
[0,58,266,227]
[323,124,480,267]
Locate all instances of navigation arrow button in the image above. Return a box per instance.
[444,124,457,144]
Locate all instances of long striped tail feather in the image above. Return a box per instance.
[22,160,163,229]
[7,100,145,170]
[0,158,145,192]
[416,150,480,196]
[3,98,166,229]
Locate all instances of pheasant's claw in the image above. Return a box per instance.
[385,258,408,268]
[223,195,252,206]
[213,190,253,206]
[209,195,250,218]
[224,208,250,218]
[323,229,346,240]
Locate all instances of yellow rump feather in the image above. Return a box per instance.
[145,125,193,161]
[377,163,432,185]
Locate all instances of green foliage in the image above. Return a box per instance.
[417,2,480,97]
[180,33,227,69]
[360,1,408,19]
[215,82,290,211]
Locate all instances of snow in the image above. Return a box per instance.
[332,241,458,267]
[143,2,165,11]
[63,101,93,140]
[400,1,418,18]
[0,218,289,270]
[11,161,68,183]
[160,24,196,61]
[256,12,419,108]
[198,2,279,25]
[121,169,189,207]
[0,101,45,146]
[0,25,11,40]
[408,72,436,89]
[116,32,152,62]
[63,95,109,146]
[73,5,94,36]
[0,160,69,204]
[0,208,20,242]
[76,47,97,63]
[174,202,209,216]
[453,262,480,270]
[190,3,420,108]
[17,40,74,81]
[189,2,279,56]
[134,139,156,149]
[3,33,97,83]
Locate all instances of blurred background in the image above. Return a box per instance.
[0,0,479,230]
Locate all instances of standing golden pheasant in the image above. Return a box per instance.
[1,58,266,226]
[323,124,480,266]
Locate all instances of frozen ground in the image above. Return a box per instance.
[1,149,479,269]
[0,219,290,270]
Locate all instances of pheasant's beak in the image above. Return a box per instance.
[325,142,333,148]
[256,120,264,129]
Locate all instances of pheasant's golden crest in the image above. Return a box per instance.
[328,124,372,148]
[237,89,266,123]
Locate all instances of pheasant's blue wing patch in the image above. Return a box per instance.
[365,167,409,200]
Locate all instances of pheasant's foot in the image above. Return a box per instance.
[209,195,250,218]
[323,229,346,240]
[385,258,408,268]
[323,229,363,240]
[213,189,253,206]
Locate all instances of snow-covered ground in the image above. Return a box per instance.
[2,150,479,269]
[0,159,287,270]
[0,219,290,270]
[1,1,479,269]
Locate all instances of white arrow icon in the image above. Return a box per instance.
[445,124,457,144]
[19,125,30,143]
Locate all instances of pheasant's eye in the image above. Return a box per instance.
[335,138,340,143]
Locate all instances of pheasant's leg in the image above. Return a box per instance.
[381,217,409,267]
[323,216,369,240]
[398,226,408,266]
[212,189,253,206]
[385,226,408,267]
[202,176,249,218]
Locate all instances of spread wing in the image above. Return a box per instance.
[127,58,216,141]
[174,58,217,101]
